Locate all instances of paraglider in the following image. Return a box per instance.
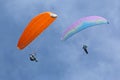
[17,12,57,50]
[82,45,88,54]
[61,16,109,40]
[29,53,38,62]
[17,12,57,62]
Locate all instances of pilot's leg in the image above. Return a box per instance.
[35,59,38,62]
[84,49,88,54]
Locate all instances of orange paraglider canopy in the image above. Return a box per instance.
[17,12,57,50]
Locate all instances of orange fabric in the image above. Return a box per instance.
[17,12,57,50]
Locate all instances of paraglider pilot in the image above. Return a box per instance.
[82,45,88,54]
[29,54,38,62]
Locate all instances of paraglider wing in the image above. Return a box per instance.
[17,12,57,50]
[61,16,109,40]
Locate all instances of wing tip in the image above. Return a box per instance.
[17,46,22,50]
[50,13,57,18]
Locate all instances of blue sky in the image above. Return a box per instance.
[0,0,120,80]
